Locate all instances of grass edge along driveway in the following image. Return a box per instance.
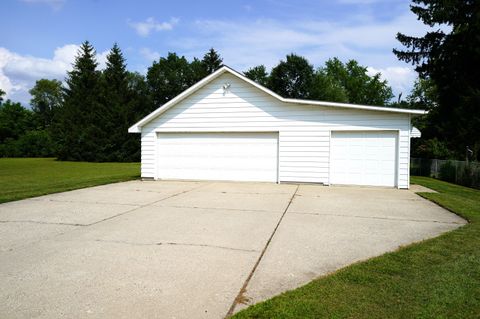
[233,176,480,319]
[0,158,140,203]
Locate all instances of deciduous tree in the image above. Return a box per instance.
[319,58,393,105]
[29,79,63,129]
[147,53,192,107]
[268,54,315,99]
[244,65,269,87]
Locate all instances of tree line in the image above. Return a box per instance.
[1,0,478,163]
[0,43,399,162]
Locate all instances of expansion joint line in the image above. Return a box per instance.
[86,183,208,227]
[225,185,299,317]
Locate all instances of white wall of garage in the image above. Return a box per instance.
[139,72,412,188]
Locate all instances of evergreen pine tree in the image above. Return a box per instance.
[101,43,130,161]
[55,41,104,161]
[201,48,223,74]
[393,0,480,158]
[0,89,5,105]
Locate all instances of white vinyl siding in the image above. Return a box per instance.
[140,73,411,188]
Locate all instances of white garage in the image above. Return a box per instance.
[129,66,425,189]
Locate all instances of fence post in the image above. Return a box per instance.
[455,160,458,184]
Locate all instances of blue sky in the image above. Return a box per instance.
[1,0,433,105]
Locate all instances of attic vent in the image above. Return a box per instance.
[222,83,231,95]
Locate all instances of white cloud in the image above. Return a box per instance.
[367,66,417,99]
[186,11,431,67]
[0,45,109,105]
[128,17,179,37]
[139,47,160,62]
[169,10,436,98]
[20,0,65,11]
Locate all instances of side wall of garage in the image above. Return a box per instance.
[140,73,411,188]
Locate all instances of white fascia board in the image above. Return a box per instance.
[283,98,428,115]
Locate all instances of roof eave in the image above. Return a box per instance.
[128,126,141,133]
[283,98,428,115]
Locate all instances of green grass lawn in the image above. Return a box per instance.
[0,158,140,203]
[233,176,480,319]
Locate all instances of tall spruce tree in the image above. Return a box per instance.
[393,0,480,159]
[101,43,132,161]
[0,89,5,104]
[124,71,152,160]
[55,41,105,161]
[201,48,223,74]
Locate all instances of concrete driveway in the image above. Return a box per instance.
[0,181,465,318]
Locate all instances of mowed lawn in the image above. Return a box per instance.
[0,158,140,203]
[234,177,480,319]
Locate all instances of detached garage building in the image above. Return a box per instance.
[129,66,425,189]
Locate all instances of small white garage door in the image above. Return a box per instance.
[157,132,278,182]
[330,131,397,187]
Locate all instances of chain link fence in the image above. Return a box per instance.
[411,158,480,189]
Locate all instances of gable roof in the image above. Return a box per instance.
[128,65,427,133]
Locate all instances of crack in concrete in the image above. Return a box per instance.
[84,183,209,227]
[92,239,259,253]
[0,184,210,246]
[195,190,295,195]
[153,204,282,214]
[29,198,141,206]
[225,185,300,318]
[288,211,465,225]
[0,220,83,226]
[295,194,424,201]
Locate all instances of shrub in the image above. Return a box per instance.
[439,161,456,183]
[16,130,55,157]
[414,138,453,159]
[0,130,55,158]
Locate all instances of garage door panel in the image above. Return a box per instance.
[157,133,278,182]
[330,131,397,187]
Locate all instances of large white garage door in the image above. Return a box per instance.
[157,132,278,182]
[330,131,397,187]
